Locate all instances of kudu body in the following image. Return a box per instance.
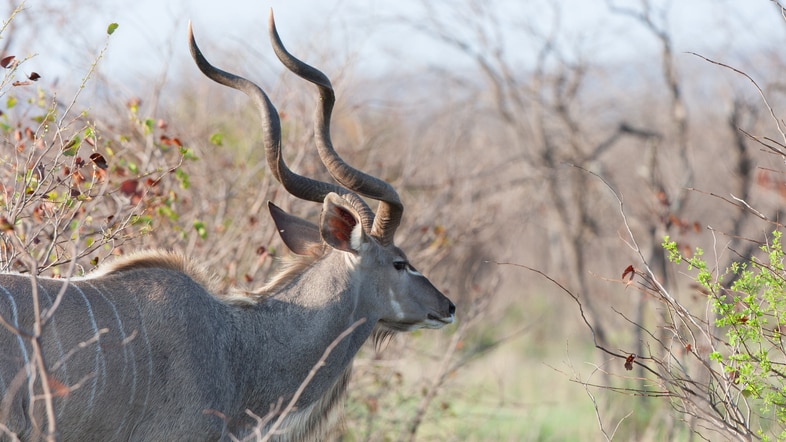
[0,11,454,441]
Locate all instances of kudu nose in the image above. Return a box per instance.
[448,302,456,316]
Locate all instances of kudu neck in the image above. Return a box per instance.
[234,250,378,413]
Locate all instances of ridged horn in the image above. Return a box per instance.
[266,10,403,245]
[188,21,344,206]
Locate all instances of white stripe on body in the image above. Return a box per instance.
[70,285,107,413]
[0,285,31,393]
[85,281,137,440]
[36,284,69,420]
[132,296,154,426]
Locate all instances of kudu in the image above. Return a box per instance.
[0,10,455,442]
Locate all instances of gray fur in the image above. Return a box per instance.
[0,197,454,441]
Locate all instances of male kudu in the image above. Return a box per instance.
[0,10,454,442]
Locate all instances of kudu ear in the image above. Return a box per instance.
[268,202,322,256]
[320,193,366,254]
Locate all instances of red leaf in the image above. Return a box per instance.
[119,179,139,196]
[366,397,379,413]
[0,55,15,68]
[160,135,183,148]
[0,216,14,232]
[11,80,31,87]
[89,153,108,169]
[92,168,107,181]
[656,190,669,207]
[621,265,635,281]
[668,214,684,229]
[28,72,40,81]
[728,370,739,383]
[32,205,44,223]
[47,375,70,398]
[127,97,141,109]
[71,171,85,186]
[624,354,636,371]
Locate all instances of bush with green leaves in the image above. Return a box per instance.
[0,21,195,276]
[664,232,786,441]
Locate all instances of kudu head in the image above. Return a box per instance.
[188,10,455,331]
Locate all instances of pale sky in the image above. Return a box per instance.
[2,0,783,100]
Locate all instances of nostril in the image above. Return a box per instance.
[448,303,456,315]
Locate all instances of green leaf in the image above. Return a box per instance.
[175,168,190,189]
[62,137,81,156]
[209,132,224,146]
[157,205,179,222]
[179,147,199,161]
[130,214,153,226]
[107,23,119,35]
[36,88,46,107]
[193,220,207,240]
[143,118,154,135]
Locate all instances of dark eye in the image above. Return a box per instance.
[393,261,407,271]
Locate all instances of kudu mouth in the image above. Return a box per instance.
[425,301,456,329]
[428,313,454,324]
[426,314,454,328]
[379,305,455,332]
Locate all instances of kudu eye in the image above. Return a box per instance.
[393,261,407,271]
